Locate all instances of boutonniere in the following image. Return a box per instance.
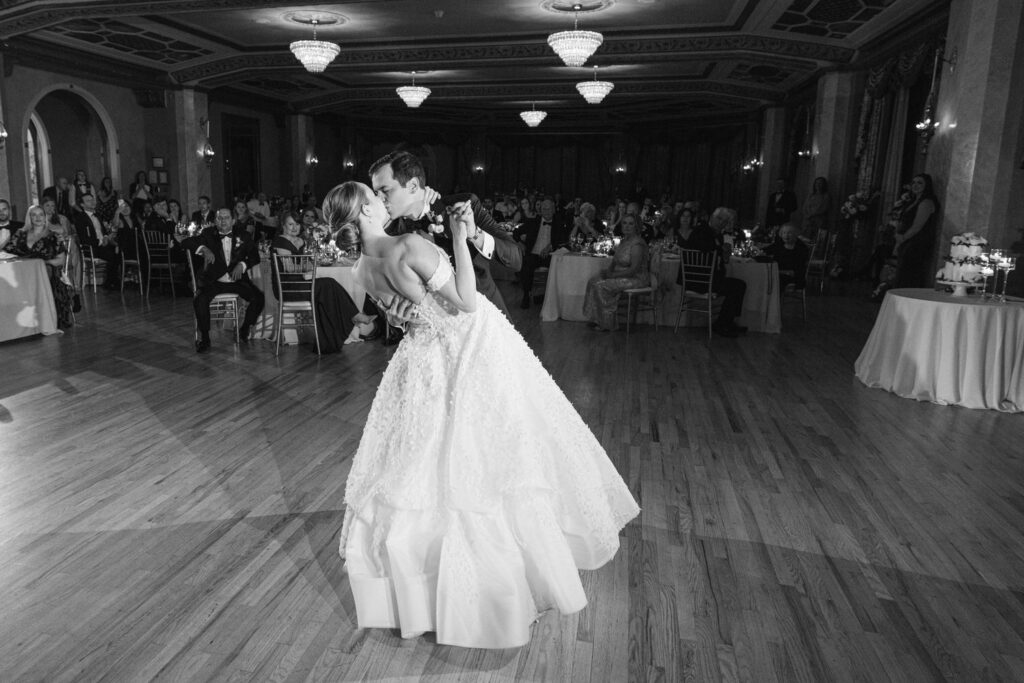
[426,212,446,235]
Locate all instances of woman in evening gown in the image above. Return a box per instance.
[323,181,639,649]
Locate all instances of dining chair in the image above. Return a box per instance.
[620,254,660,337]
[675,249,719,341]
[806,231,838,293]
[119,227,145,296]
[273,252,320,356]
[144,230,178,298]
[80,244,107,293]
[186,254,240,344]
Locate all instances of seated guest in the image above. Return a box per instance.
[0,199,24,251]
[272,212,360,352]
[515,198,570,309]
[42,177,73,218]
[582,213,649,331]
[191,195,215,228]
[42,197,81,307]
[96,176,119,224]
[112,199,144,266]
[146,198,176,235]
[604,201,623,236]
[765,223,809,290]
[184,208,264,353]
[569,202,601,242]
[168,199,185,229]
[675,208,699,249]
[646,208,677,245]
[300,206,320,235]
[129,170,151,216]
[73,192,121,290]
[677,206,748,337]
[6,205,75,327]
[232,200,258,238]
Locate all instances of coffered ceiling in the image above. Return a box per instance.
[0,0,947,131]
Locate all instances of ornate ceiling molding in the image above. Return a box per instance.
[169,33,845,84]
[296,79,779,114]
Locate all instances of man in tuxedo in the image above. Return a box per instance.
[43,177,73,218]
[184,208,264,353]
[514,198,570,309]
[369,150,523,315]
[765,178,798,233]
[0,199,23,236]
[73,192,121,289]
[677,206,748,337]
[190,195,215,227]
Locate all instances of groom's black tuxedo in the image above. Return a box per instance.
[183,227,264,338]
[389,193,523,314]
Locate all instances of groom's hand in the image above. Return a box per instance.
[383,296,419,328]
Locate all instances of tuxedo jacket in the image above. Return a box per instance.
[389,193,523,314]
[43,185,73,217]
[766,190,798,226]
[515,214,571,254]
[0,220,24,234]
[191,209,216,226]
[72,210,108,248]
[183,227,260,288]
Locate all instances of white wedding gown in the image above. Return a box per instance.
[340,245,639,649]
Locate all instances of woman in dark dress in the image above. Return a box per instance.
[893,173,939,288]
[272,213,359,352]
[6,205,75,328]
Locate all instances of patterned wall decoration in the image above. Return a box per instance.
[772,0,889,39]
[728,63,796,85]
[47,18,212,65]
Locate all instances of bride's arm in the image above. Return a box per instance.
[402,204,478,313]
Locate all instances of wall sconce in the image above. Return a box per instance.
[0,121,8,147]
[344,159,354,169]
[199,117,215,166]
[308,154,319,167]
[916,46,953,155]
[472,163,484,174]
[740,158,763,174]
[796,106,814,158]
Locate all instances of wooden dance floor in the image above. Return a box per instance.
[1,283,1022,682]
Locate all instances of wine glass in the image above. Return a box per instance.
[997,256,1016,303]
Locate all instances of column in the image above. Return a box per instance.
[813,71,861,204]
[0,54,12,203]
[172,88,212,211]
[286,114,314,198]
[929,0,1024,253]
[755,106,787,225]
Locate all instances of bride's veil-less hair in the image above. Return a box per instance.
[323,181,369,253]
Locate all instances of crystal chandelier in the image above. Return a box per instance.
[576,65,614,104]
[290,19,340,73]
[396,73,431,108]
[520,104,547,128]
[547,4,603,67]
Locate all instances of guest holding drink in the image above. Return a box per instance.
[582,213,649,331]
[569,202,601,242]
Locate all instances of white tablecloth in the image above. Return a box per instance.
[540,252,781,333]
[252,258,365,343]
[0,258,59,342]
[854,288,1024,412]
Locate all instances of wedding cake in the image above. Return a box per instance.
[936,232,987,283]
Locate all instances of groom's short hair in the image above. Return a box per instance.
[369,151,426,189]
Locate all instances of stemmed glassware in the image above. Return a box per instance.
[979,253,994,301]
[996,255,1017,303]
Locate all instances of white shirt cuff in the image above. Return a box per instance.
[474,231,494,259]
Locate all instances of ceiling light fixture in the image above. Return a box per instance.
[290,18,340,73]
[576,65,614,104]
[520,104,547,128]
[396,72,431,108]
[548,3,603,67]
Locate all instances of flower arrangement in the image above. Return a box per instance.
[884,185,913,231]
[840,191,872,220]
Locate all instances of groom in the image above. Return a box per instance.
[369,150,522,315]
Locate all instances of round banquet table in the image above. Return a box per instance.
[251,258,366,344]
[0,257,60,342]
[539,251,781,333]
[854,288,1024,412]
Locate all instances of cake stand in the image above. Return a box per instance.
[935,279,978,297]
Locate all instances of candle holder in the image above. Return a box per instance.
[997,256,1016,303]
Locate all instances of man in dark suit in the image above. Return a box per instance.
[42,177,73,218]
[190,195,215,227]
[677,206,747,337]
[0,199,23,236]
[765,178,798,233]
[369,150,523,315]
[514,198,570,308]
[73,192,121,289]
[183,207,264,353]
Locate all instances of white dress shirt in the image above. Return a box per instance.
[532,219,552,256]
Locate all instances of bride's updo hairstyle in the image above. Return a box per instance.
[323,181,369,253]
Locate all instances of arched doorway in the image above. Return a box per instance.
[21,84,120,209]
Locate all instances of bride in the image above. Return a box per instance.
[324,181,639,649]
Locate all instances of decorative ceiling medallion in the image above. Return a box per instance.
[283,10,347,28]
[541,0,613,14]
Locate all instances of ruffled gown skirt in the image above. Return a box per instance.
[339,295,639,649]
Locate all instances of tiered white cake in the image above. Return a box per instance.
[936,232,988,283]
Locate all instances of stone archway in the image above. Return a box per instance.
[20,83,121,207]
